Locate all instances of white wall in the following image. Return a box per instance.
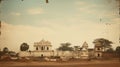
[54,51,73,57]
[18,51,31,57]
[32,51,54,57]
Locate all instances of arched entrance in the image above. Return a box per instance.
[41,54,43,57]
[98,53,100,57]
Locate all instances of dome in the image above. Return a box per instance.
[34,39,52,47]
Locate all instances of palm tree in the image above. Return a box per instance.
[57,42,73,51]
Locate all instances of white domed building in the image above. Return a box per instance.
[32,39,54,57]
[18,39,54,57]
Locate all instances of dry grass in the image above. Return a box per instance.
[0,59,120,67]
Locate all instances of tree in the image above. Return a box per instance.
[57,42,73,51]
[73,46,80,58]
[73,46,80,51]
[0,51,4,57]
[116,46,120,61]
[93,38,113,51]
[105,48,114,53]
[20,43,29,51]
[3,47,9,53]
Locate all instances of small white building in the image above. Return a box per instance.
[18,39,54,57]
[32,39,54,57]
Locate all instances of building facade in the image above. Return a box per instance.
[19,39,54,57]
[93,40,103,58]
[80,42,89,59]
[19,40,95,59]
[32,39,54,57]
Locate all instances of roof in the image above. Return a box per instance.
[82,41,88,48]
[88,48,94,51]
[93,39,103,46]
[34,39,52,47]
[81,48,87,51]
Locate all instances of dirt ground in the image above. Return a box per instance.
[0,60,120,67]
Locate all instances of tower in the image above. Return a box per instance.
[93,39,103,58]
[82,41,88,49]
[80,41,89,59]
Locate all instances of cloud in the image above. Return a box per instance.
[0,22,54,52]
[74,0,119,24]
[0,19,119,52]
[75,1,101,16]
[111,18,120,24]
[75,1,87,6]
[27,8,44,15]
[76,2,101,14]
[10,12,21,16]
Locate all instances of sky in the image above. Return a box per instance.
[0,0,120,52]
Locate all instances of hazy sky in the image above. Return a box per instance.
[0,0,120,52]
